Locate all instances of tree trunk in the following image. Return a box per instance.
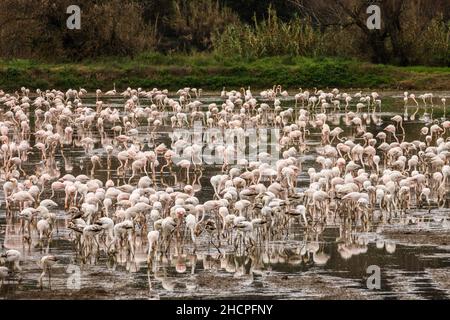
[390,31,409,66]
[367,32,390,64]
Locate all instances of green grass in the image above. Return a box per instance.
[0,53,448,91]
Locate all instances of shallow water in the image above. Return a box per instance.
[1,91,450,299]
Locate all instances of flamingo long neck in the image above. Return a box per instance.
[197,208,205,224]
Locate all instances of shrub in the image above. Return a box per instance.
[168,0,239,52]
[0,0,159,60]
[212,7,356,60]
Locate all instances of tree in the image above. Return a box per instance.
[0,0,158,60]
[288,0,449,65]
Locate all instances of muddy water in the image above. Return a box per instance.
[1,92,450,300]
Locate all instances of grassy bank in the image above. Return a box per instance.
[0,53,449,92]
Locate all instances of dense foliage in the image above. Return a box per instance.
[0,0,448,66]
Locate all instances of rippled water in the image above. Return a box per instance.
[1,91,450,299]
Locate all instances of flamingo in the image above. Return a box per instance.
[38,255,58,289]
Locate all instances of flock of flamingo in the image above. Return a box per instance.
[0,85,449,294]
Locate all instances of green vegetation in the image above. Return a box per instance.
[1,54,448,91]
[1,1,448,67]
[0,1,447,92]
[213,8,449,67]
